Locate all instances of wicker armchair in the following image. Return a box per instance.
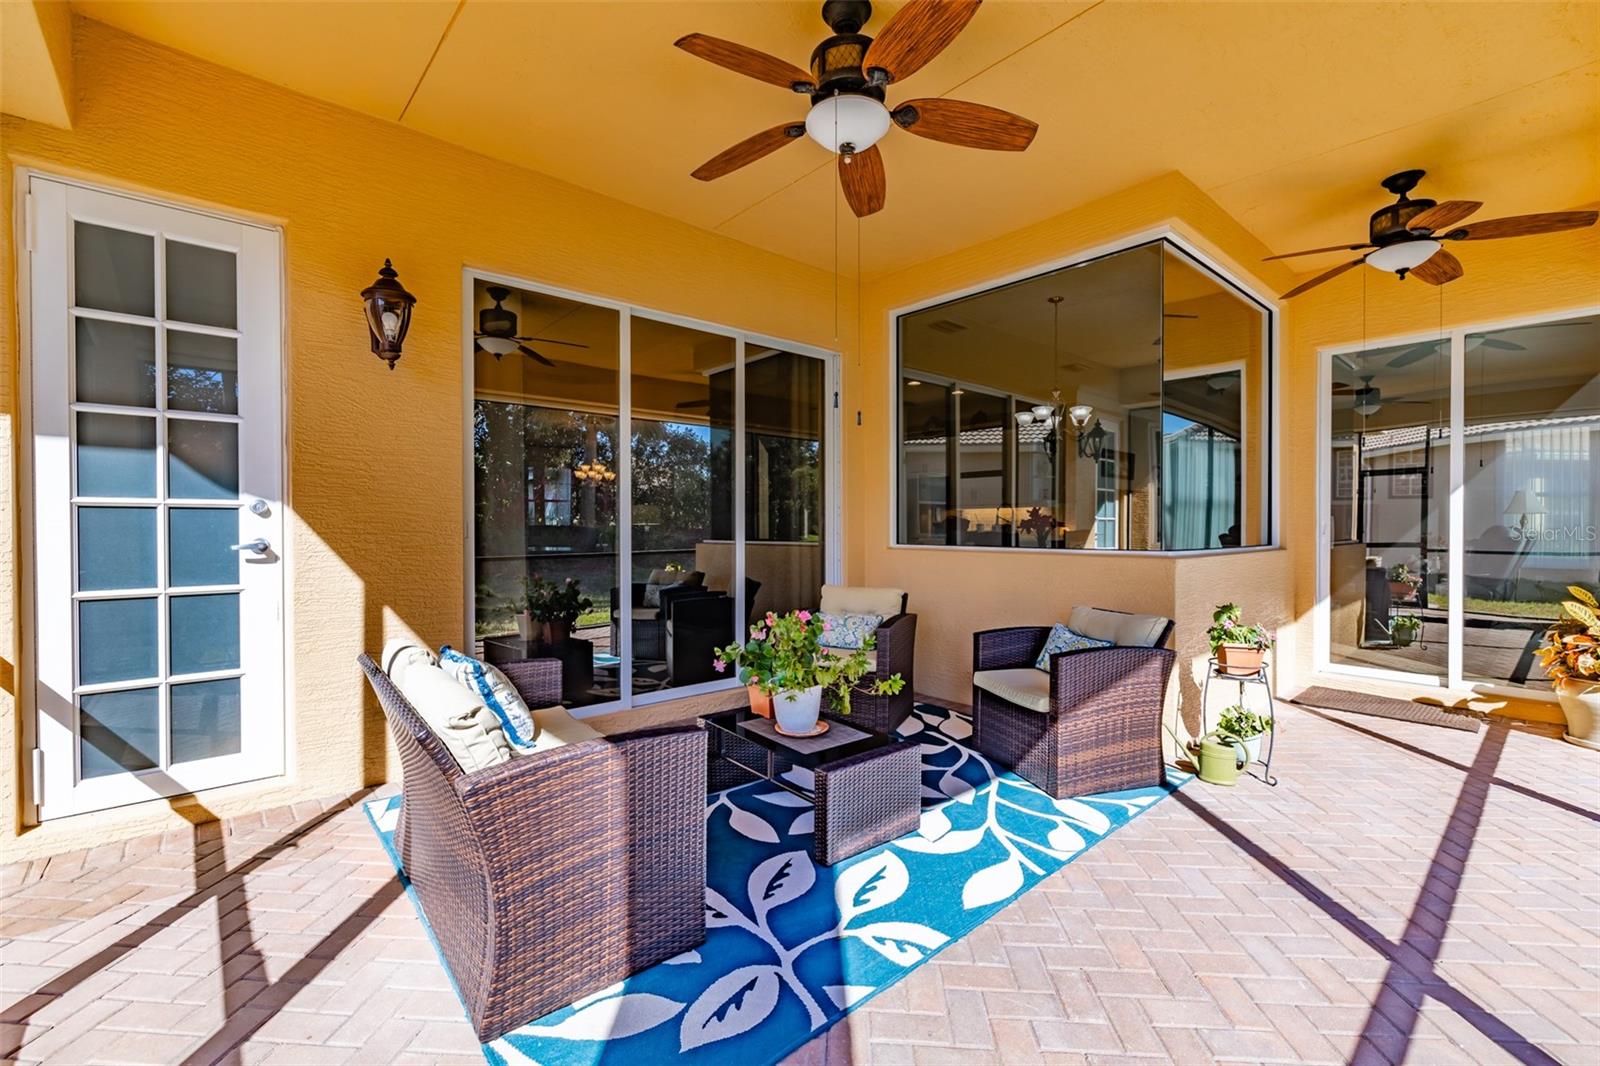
[836,611,917,735]
[358,654,707,1041]
[970,620,1174,798]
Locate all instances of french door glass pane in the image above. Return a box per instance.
[630,316,735,693]
[165,241,238,328]
[80,688,159,778]
[168,419,239,498]
[74,222,154,317]
[75,318,156,408]
[168,330,238,413]
[745,349,825,616]
[79,598,158,684]
[472,282,619,709]
[170,593,241,675]
[169,508,239,587]
[77,412,156,497]
[1461,316,1599,691]
[1326,340,1448,676]
[78,507,157,591]
[171,678,242,763]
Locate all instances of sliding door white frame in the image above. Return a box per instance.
[460,267,842,717]
[1313,303,1599,703]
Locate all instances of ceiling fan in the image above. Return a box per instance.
[1270,169,1598,299]
[675,0,1037,217]
[1332,371,1433,416]
[475,286,591,365]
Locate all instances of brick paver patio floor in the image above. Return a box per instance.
[3,700,1597,1065]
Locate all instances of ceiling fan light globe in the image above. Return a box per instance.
[478,336,518,356]
[805,94,891,154]
[1367,239,1440,275]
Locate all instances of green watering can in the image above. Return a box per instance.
[1195,734,1248,786]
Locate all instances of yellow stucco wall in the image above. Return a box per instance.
[0,19,856,860]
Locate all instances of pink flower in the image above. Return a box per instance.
[766,612,777,625]
[749,673,759,683]
[713,657,727,673]
[822,619,832,631]
[751,627,767,641]
[797,610,812,623]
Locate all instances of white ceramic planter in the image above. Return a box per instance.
[1556,679,1600,751]
[516,612,536,642]
[774,685,824,734]
[1239,733,1263,764]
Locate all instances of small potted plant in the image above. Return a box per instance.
[519,576,593,645]
[1214,704,1271,764]
[716,610,905,735]
[1534,585,1600,750]
[1207,603,1274,677]
[1391,614,1422,648]
[1388,563,1418,603]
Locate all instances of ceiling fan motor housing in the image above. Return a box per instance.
[479,285,517,336]
[1369,169,1434,245]
[810,1,882,103]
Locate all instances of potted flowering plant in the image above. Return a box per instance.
[517,576,592,645]
[1534,585,1600,749]
[1388,563,1419,603]
[1206,603,1274,677]
[715,609,905,735]
[1391,614,1422,647]
[1215,703,1272,764]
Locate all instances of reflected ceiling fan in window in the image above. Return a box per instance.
[674,0,1038,217]
[1270,170,1598,299]
[475,286,591,365]
[1331,370,1433,416]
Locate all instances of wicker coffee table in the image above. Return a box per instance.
[705,708,922,865]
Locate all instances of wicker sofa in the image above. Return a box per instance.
[818,584,917,735]
[971,607,1175,798]
[358,651,706,1041]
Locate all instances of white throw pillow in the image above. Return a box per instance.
[393,662,514,773]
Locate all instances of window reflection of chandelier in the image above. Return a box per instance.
[574,461,615,482]
[1012,296,1107,461]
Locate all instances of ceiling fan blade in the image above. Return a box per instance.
[862,0,982,85]
[1387,342,1442,369]
[1478,337,1525,351]
[673,33,815,92]
[1282,256,1366,299]
[1163,313,1199,319]
[891,98,1037,151]
[519,336,590,349]
[1410,248,1463,286]
[1262,242,1374,261]
[676,399,711,410]
[1442,210,1598,241]
[692,124,805,181]
[1333,353,1361,373]
[518,345,555,367]
[1406,200,1482,233]
[839,146,886,217]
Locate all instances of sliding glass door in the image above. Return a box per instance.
[1320,311,1598,697]
[468,274,839,713]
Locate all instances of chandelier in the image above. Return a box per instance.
[574,461,615,483]
[1013,296,1107,461]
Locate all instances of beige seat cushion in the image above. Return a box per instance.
[381,638,437,689]
[393,662,514,773]
[821,646,878,673]
[973,668,1051,714]
[1068,606,1170,648]
[820,584,905,620]
[632,607,661,621]
[524,705,604,753]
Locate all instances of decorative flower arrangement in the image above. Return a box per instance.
[1017,506,1055,546]
[518,576,593,625]
[715,609,904,715]
[1536,585,1600,683]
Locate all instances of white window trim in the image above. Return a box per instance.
[885,227,1280,557]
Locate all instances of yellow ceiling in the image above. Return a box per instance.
[73,1,1600,278]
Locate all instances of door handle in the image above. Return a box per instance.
[230,538,271,554]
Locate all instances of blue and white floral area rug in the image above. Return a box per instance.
[363,703,1187,1066]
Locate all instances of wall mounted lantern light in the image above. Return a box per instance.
[361,259,416,369]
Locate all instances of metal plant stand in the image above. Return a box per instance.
[1200,657,1279,787]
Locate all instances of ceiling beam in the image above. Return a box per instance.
[1,1,74,129]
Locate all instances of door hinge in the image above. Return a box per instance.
[30,748,43,808]
[24,192,37,253]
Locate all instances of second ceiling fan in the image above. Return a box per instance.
[676,0,1038,217]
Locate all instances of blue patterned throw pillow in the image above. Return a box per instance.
[438,646,539,748]
[1034,624,1113,670]
[818,612,882,650]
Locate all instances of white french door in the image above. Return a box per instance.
[28,177,284,818]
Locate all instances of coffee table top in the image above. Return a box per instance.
[704,707,898,770]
